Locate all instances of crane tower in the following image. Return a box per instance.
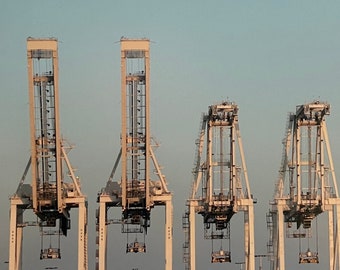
[9,38,88,270]
[267,101,340,270]
[183,101,255,270]
[96,38,173,270]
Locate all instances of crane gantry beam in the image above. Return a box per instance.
[9,37,88,270]
[96,38,173,270]
[268,101,340,270]
[183,101,255,270]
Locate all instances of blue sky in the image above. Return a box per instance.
[1,1,340,270]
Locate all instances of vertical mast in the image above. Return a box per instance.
[121,38,151,212]
[27,38,62,215]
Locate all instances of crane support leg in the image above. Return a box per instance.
[277,202,285,270]
[245,204,255,270]
[97,201,107,270]
[78,200,88,270]
[245,212,249,270]
[329,206,335,270]
[336,203,340,269]
[9,201,24,270]
[189,202,196,270]
[165,199,173,270]
[9,203,17,270]
[250,205,255,270]
[16,224,23,270]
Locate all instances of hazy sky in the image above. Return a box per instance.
[1,1,340,270]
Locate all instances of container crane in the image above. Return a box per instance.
[183,101,255,270]
[9,38,88,270]
[267,101,340,270]
[95,38,173,270]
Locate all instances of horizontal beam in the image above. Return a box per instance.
[27,38,57,51]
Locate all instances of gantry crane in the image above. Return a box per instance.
[267,101,340,270]
[96,38,173,270]
[183,101,255,270]
[9,38,88,270]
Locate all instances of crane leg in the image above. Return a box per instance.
[16,223,23,270]
[78,200,88,270]
[336,203,340,270]
[277,202,285,270]
[247,204,255,270]
[9,203,17,270]
[329,207,335,270]
[189,202,196,270]
[9,202,24,270]
[97,201,107,270]
[165,199,173,270]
